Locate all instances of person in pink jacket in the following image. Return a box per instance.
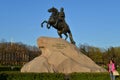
[108,59,116,80]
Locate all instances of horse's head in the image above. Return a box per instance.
[48,7,58,14]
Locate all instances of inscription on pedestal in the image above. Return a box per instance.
[52,43,66,49]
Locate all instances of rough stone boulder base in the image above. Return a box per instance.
[21,37,106,73]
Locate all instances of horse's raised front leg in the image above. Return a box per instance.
[41,20,51,29]
[41,20,48,27]
[47,23,51,29]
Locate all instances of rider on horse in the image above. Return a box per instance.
[55,7,65,29]
[41,7,75,45]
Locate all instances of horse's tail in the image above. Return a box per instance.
[67,28,76,45]
[69,31,75,45]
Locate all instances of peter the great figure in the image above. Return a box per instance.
[41,7,75,45]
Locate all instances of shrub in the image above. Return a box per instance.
[0,69,120,80]
[70,72,120,80]
[0,66,21,71]
[0,72,64,80]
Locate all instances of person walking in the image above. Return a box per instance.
[108,59,116,80]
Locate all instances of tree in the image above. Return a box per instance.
[0,41,41,66]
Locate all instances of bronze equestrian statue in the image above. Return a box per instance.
[41,7,75,45]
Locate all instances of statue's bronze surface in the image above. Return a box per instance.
[41,7,75,45]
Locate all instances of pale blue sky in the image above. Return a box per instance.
[0,0,120,48]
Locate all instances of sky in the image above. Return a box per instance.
[0,0,120,48]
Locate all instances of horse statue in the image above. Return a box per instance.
[41,7,75,45]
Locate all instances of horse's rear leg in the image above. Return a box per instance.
[64,33,68,40]
[57,31,62,38]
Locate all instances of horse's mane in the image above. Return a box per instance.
[50,7,58,13]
